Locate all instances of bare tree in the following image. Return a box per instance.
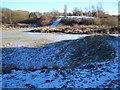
[84,7,88,16]
[52,9,60,16]
[64,4,67,17]
[91,5,96,17]
[9,10,12,24]
[79,8,83,16]
[96,2,104,30]
[73,7,79,13]
[96,2,104,18]
[73,7,82,16]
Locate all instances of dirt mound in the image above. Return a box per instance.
[2,35,116,73]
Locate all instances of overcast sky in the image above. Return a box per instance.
[1,0,119,15]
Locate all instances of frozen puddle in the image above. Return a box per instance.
[1,30,88,48]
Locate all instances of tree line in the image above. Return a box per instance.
[1,3,118,27]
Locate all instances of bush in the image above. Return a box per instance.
[61,18,77,26]
[39,15,52,26]
[101,16,118,26]
[109,27,119,34]
[80,18,101,25]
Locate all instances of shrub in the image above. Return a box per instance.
[109,27,119,34]
[61,18,77,26]
[39,15,52,26]
[80,18,101,25]
[101,16,118,26]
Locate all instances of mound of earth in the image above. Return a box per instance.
[2,35,116,73]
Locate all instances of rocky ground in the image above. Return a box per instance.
[2,35,120,89]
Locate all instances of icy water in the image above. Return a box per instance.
[1,30,88,47]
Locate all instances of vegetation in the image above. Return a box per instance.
[1,3,118,33]
[1,8,29,24]
[29,12,37,19]
[1,3,118,26]
[72,7,83,16]
[30,25,118,34]
[61,18,76,26]
[60,15,118,27]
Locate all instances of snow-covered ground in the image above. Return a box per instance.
[51,18,62,27]
[2,60,119,88]
[1,30,120,88]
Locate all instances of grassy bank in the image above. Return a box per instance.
[30,25,119,34]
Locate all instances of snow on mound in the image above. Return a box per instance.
[3,35,116,73]
[2,35,119,88]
